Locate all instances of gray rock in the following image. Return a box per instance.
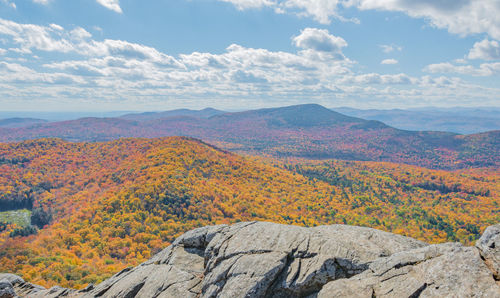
[476,224,500,280]
[0,279,16,298]
[0,274,24,286]
[0,273,46,297]
[317,243,500,297]
[4,221,500,297]
[199,222,426,297]
[79,221,426,298]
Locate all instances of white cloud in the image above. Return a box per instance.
[0,18,498,108]
[293,28,347,52]
[32,0,50,4]
[424,62,500,76]
[454,58,467,64]
[70,27,92,41]
[349,0,500,40]
[0,61,84,84]
[220,0,500,39]
[468,39,500,60]
[0,19,74,53]
[1,0,16,8]
[96,0,122,13]
[381,58,398,64]
[380,44,402,53]
[0,19,180,66]
[220,0,275,9]
[278,0,347,24]
[50,24,64,31]
[219,0,355,24]
[340,73,413,84]
[292,28,347,60]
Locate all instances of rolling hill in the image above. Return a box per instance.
[0,104,498,169]
[0,137,498,289]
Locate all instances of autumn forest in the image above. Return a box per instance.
[0,135,498,289]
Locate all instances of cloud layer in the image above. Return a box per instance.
[0,18,498,109]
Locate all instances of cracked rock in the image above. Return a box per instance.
[0,279,16,298]
[317,243,500,297]
[476,224,500,281]
[3,221,500,297]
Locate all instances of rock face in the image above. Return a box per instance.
[2,222,500,297]
[476,224,500,281]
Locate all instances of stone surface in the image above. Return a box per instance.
[3,221,500,297]
[0,279,16,298]
[317,243,500,297]
[476,224,500,281]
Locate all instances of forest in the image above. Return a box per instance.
[0,137,498,289]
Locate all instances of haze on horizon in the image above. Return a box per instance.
[0,0,499,111]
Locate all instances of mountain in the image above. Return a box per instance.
[0,111,133,122]
[334,107,500,134]
[214,104,361,127]
[2,222,499,297]
[0,118,47,128]
[0,137,498,288]
[119,107,225,121]
[0,104,498,170]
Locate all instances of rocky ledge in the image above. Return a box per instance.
[1,222,499,297]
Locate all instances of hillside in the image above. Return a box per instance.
[0,137,498,289]
[0,104,498,170]
[3,222,499,297]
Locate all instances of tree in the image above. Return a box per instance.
[31,207,53,228]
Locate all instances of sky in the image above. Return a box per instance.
[0,0,499,111]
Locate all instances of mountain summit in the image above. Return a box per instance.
[213,104,362,127]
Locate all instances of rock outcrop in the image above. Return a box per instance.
[2,222,499,297]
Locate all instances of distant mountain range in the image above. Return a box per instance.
[3,106,498,133]
[0,111,130,121]
[334,107,500,134]
[0,118,47,128]
[119,107,224,121]
[0,104,498,169]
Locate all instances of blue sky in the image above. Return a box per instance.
[0,0,499,111]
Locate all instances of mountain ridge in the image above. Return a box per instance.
[0,104,498,170]
[0,118,48,129]
[120,107,225,121]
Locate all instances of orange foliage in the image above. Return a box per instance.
[0,137,498,289]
